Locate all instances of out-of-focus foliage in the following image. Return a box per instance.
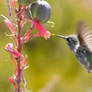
[0,0,92,92]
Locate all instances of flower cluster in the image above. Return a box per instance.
[0,0,51,92]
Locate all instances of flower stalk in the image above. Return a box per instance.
[16,5,22,92]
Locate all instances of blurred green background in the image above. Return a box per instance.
[1,0,92,92]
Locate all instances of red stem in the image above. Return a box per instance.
[16,5,22,92]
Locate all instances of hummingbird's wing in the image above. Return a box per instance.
[77,21,92,52]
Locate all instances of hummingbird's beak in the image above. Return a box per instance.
[51,34,66,39]
[56,34,66,39]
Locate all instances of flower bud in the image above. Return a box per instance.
[26,0,51,23]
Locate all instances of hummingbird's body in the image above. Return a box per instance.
[75,46,92,73]
[56,21,92,73]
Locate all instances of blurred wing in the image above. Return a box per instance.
[77,21,92,52]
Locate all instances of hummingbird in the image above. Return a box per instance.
[54,21,92,73]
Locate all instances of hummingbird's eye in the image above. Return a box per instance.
[66,38,72,42]
[67,37,77,45]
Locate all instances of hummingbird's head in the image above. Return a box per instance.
[56,34,79,50]
[66,35,79,50]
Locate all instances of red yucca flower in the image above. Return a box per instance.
[0,0,52,91]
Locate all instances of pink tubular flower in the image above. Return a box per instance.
[5,43,21,57]
[9,77,16,89]
[11,0,18,13]
[0,15,16,34]
[9,77,15,83]
[23,29,32,42]
[5,43,14,52]
[5,43,23,58]
[22,20,51,43]
[33,20,51,40]
[5,43,26,69]
[5,43,13,50]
